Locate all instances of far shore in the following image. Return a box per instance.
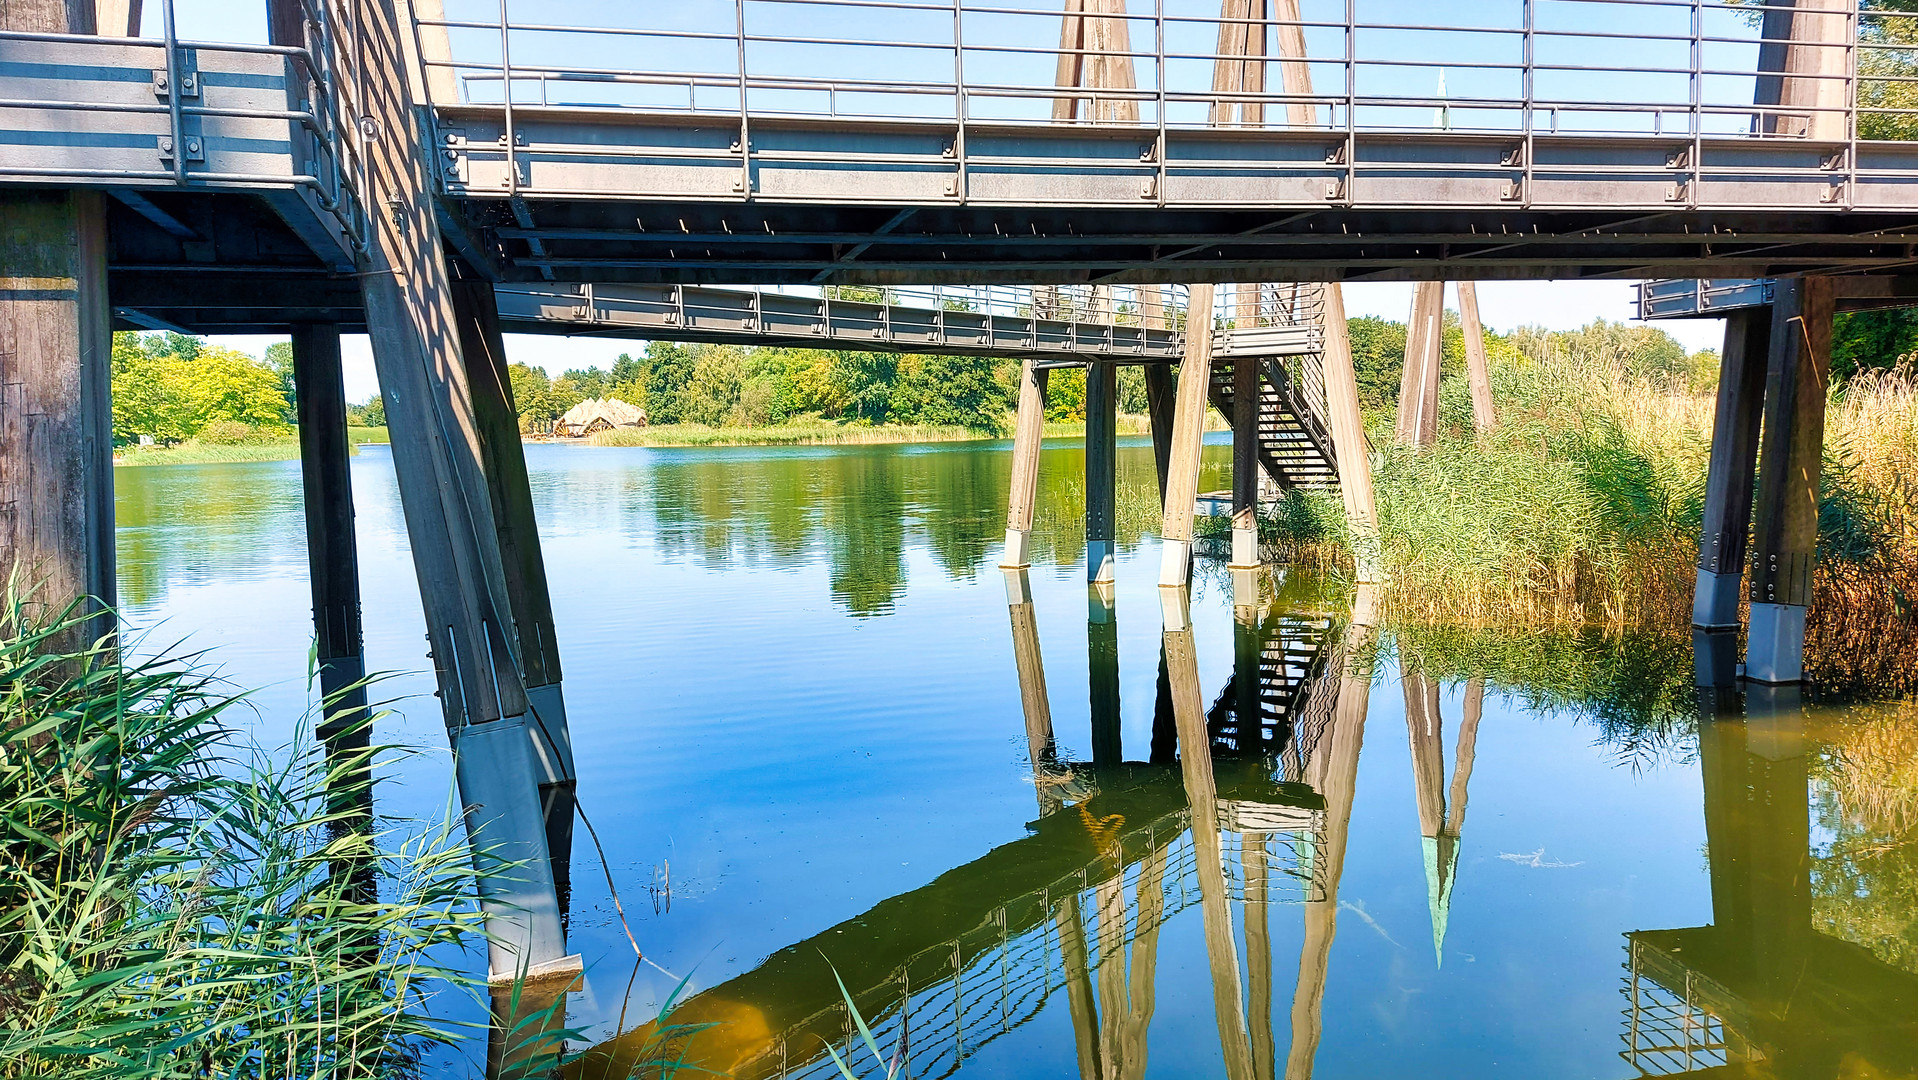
[112,414,1225,464]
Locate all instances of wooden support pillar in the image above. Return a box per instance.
[1320,284,1382,581]
[1086,360,1118,583]
[1159,284,1217,587]
[0,189,113,642]
[1693,308,1773,630]
[1142,286,1177,504]
[1230,356,1262,570]
[1456,281,1496,433]
[340,0,574,984]
[291,324,372,812]
[1747,278,1833,684]
[1396,280,1444,448]
[1001,358,1050,569]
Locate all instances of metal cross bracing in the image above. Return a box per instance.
[408,0,1918,284]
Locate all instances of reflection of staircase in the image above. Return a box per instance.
[1207,353,1339,489]
[1207,614,1337,756]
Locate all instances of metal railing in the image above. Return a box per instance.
[0,0,365,252]
[410,1,1903,209]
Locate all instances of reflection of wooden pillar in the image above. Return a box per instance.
[1087,360,1118,583]
[1057,893,1104,1080]
[1159,285,1218,586]
[1166,595,1257,1080]
[1748,277,1832,684]
[1244,832,1276,1080]
[1003,359,1051,568]
[1007,570,1063,815]
[1693,309,1772,629]
[1396,281,1444,448]
[1108,843,1169,1080]
[1287,586,1376,1080]
[1456,282,1495,433]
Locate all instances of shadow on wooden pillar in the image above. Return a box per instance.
[1087,359,1118,584]
[291,325,374,850]
[449,278,576,891]
[1231,354,1262,571]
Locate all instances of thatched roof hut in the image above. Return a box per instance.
[557,397,646,437]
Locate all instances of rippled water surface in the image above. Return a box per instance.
[116,438,1918,1079]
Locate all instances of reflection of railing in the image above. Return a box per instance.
[1620,934,1734,1077]
[753,809,1320,1080]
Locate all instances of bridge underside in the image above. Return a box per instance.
[448,200,1918,287]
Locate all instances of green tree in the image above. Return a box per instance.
[263,340,297,422]
[351,395,385,427]
[891,353,1013,434]
[508,362,558,424]
[1834,308,1918,381]
[641,342,697,423]
[188,346,295,430]
[834,350,900,424]
[109,333,195,443]
[1346,315,1408,410]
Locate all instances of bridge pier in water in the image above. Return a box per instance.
[1086,359,1118,585]
[1000,359,1049,570]
[1692,279,1834,685]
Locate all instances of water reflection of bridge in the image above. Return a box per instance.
[566,580,1373,1080]
[1621,679,1918,1079]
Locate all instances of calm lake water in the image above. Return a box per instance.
[114,437,1918,1079]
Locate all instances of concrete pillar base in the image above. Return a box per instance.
[455,714,578,983]
[1691,567,1744,630]
[1000,528,1031,569]
[1087,539,1115,584]
[1746,602,1807,684]
[1228,525,1261,571]
[1158,539,1191,588]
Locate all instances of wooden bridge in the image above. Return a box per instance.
[0,0,1906,981]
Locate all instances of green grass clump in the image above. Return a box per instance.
[0,587,482,1079]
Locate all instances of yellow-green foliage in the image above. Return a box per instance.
[110,333,292,445]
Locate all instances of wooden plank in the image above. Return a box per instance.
[1001,358,1050,568]
[1158,284,1217,586]
[0,188,113,639]
[1456,281,1496,433]
[1396,280,1444,447]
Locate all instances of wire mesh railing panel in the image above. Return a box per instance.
[1619,954,1732,1077]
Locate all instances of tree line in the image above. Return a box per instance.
[114,306,1918,445]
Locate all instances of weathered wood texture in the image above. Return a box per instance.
[1322,295,1381,552]
[0,189,113,630]
[1232,353,1259,542]
[1145,363,1176,503]
[450,279,565,695]
[1757,0,1851,140]
[1751,277,1834,609]
[1054,0,1137,122]
[1455,281,1496,432]
[335,0,530,729]
[1698,308,1772,577]
[1003,359,1049,549]
[1396,280,1444,447]
[1159,283,1217,582]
